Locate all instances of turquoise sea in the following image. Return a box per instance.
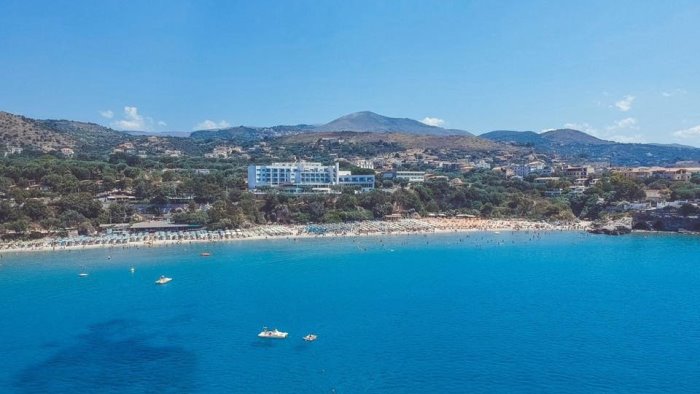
[1,231,700,393]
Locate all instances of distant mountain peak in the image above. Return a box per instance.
[480,128,613,146]
[314,111,472,136]
[540,128,612,145]
[342,110,380,117]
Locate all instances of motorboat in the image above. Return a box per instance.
[258,327,288,339]
[130,267,135,273]
[303,334,318,342]
[200,252,211,257]
[78,272,89,277]
[155,275,172,285]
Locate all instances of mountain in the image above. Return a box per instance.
[0,111,127,153]
[190,124,315,143]
[480,128,700,166]
[540,129,613,146]
[191,126,266,142]
[36,119,128,147]
[125,130,192,138]
[0,111,73,150]
[177,111,472,142]
[280,131,503,152]
[480,129,612,146]
[479,130,543,145]
[648,143,698,149]
[314,111,472,136]
[3,109,700,166]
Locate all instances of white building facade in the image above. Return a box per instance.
[385,170,426,183]
[248,162,375,192]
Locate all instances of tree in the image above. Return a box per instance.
[56,193,103,219]
[4,219,29,234]
[172,210,209,225]
[373,202,393,218]
[392,188,423,212]
[149,188,168,205]
[133,179,153,199]
[78,221,96,236]
[307,200,326,222]
[336,193,358,211]
[105,203,135,224]
[271,204,292,224]
[0,200,17,222]
[604,174,646,202]
[679,203,700,216]
[59,210,87,228]
[480,203,494,217]
[0,176,14,193]
[40,217,61,231]
[22,199,50,221]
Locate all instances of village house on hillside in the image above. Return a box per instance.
[613,167,700,182]
[204,145,243,159]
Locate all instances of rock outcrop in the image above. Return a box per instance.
[587,217,633,235]
[633,208,700,232]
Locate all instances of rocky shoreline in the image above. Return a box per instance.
[587,217,633,236]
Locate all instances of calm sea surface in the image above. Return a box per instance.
[1,232,699,393]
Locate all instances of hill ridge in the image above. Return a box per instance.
[314,111,472,136]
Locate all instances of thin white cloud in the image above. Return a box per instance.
[111,106,163,131]
[606,134,647,144]
[606,117,639,131]
[673,125,700,139]
[614,95,635,112]
[563,120,643,143]
[563,122,598,135]
[193,120,231,131]
[421,117,445,127]
[661,89,686,97]
[99,110,114,119]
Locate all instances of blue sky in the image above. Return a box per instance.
[1,1,699,145]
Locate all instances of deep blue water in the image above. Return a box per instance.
[1,231,700,393]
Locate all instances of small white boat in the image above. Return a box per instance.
[78,272,89,277]
[130,267,135,273]
[155,275,172,285]
[303,334,318,342]
[258,327,288,339]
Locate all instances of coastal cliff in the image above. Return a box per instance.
[633,207,700,233]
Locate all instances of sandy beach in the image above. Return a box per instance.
[0,218,591,255]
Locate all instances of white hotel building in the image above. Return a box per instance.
[248,162,375,193]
